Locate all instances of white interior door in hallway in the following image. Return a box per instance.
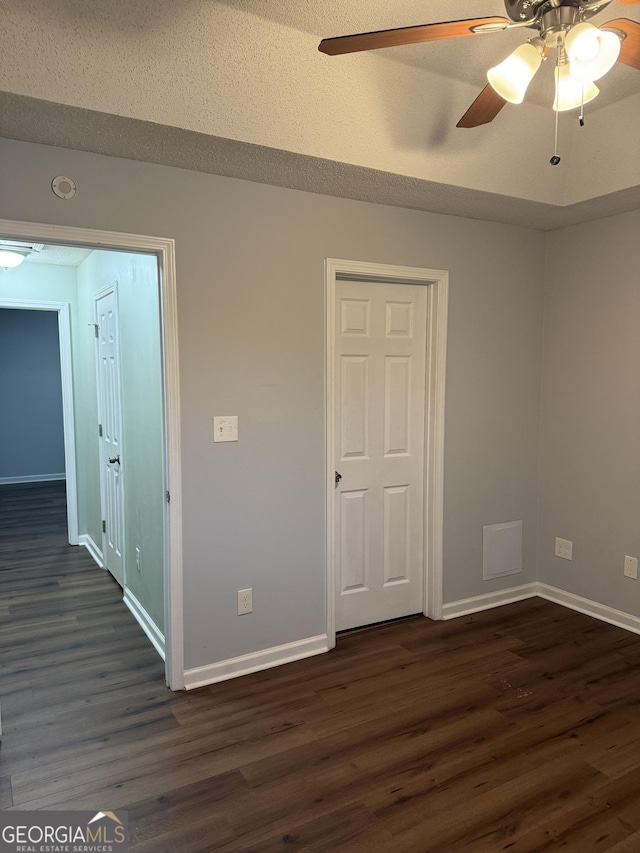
[335,279,427,631]
[95,285,125,587]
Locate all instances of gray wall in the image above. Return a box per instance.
[0,137,546,672]
[539,210,640,614]
[0,307,65,480]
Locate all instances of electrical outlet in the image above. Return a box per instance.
[237,588,253,615]
[624,555,638,579]
[555,537,573,561]
[135,547,141,573]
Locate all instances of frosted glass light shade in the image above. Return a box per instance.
[487,42,543,104]
[0,250,27,269]
[553,64,599,112]
[565,22,620,82]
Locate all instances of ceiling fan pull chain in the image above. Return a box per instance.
[579,87,585,127]
[550,52,561,166]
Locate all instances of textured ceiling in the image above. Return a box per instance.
[0,0,638,228]
[22,245,93,267]
[0,239,92,267]
[222,0,640,108]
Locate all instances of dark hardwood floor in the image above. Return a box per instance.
[2,481,640,850]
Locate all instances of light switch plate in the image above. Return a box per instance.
[213,416,238,442]
[624,555,638,579]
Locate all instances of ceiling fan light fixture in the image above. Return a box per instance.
[0,250,27,270]
[565,22,621,82]
[553,63,599,111]
[487,41,543,104]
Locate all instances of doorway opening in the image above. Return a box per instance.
[325,258,448,645]
[0,219,183,690]
[0,300,78,543]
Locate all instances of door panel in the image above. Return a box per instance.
[383,484,410,585]
[340,489,369,593]
[385,355,411,455]
[335,279,427,631]
[341,356,369,458]
[95,287,125,587]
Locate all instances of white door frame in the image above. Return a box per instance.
[0,218,184,691]
[0,298,79,545]
[325,258,448,646]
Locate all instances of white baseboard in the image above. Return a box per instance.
[79,534,103,568]
[443,581,640,637]
[0,473,66,484]
[442,583,538,620]
[78,531,165,663]
[537,583,640,636]
[123,588,166,660]
[176,584,640,690]
[184,633,330,690]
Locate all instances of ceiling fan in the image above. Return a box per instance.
[318,1,640,129]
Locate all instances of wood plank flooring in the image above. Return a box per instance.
[3,481,640,850]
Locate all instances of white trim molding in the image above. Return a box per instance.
[325,258,448,645]
[124,588,166,660]
[442,583,539,620]
[157,232,183,689]
[443,581,640,637]
[0,473,65,484]
[0,218,183,690]
[184,634,330,689]
[423,274,448,621]
[538,583,640,636]
[78,534,103,568]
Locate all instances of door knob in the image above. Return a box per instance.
[109,455,121,465]
[335,471,342,485]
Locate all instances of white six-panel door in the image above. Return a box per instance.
[95,286,125,587]
[335,279,427,631]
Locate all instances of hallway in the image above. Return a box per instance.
[0,481,171,817]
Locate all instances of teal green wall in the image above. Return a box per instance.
[0,262,77,305]
[77,250,165,631]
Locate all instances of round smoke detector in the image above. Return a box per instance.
[51,175,77,199]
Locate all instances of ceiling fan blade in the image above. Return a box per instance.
[318,17,510,56]
[456,85,507,128]
[605,18,640,68]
